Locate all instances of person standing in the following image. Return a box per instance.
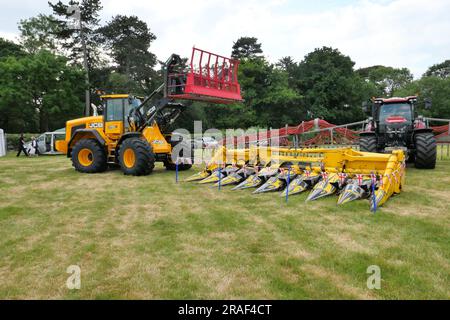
[31,136,40,156]
[16,133,29,157]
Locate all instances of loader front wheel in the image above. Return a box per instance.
[414,132,436,169]
[72,139,107,173]
[359,135,377,153]
[119,138,155,176]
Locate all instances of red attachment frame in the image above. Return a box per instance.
[168,47,242,104]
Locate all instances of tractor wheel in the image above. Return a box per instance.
[414,132,436,169]
[119,138,155,176]
[72,139,107,173]
[165,141,193,171]
[359,136,377,153]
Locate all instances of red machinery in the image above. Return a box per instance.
[167,47,242,104]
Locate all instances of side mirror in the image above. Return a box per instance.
[424,98,432,110]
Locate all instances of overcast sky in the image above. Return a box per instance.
[1,0,449,77]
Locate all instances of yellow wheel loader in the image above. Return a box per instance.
[56,48,242,175]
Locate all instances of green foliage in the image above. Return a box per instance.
[97,15,159,94]
[0,38,26,59]
[49,0,103,69]
[202,54,302,129]
[394,76,450,119]
[18,14,60,54]
[0,51,85,132]
[3,6,450,134]
[295,47,372,123]
[424,59,450,79]
[231,37,263,59]
[357,65,413,97]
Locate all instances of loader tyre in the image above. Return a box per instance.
[119,138,155,176]
[72,139,107,173]
[165,141,193,171]
[414,132,436,169]
[359,135,377,153]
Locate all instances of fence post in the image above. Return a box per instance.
[285,168,291,203]
[218,166,222,191]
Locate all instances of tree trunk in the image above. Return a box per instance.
[39,108,49,133]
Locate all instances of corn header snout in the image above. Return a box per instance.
[186,147,406,210]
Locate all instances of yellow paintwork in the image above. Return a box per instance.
[123,148,136,168]
[56,116,106,154]
[78,148,93,167]
[143,123,172,154]
[185,170,210,182]
[187,146,406,210]
[56,96,174,165]
[105,120,123,136]
[100,94,130,99]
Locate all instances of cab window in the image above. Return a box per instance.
[106,99,124,121]
[379,103,412,124]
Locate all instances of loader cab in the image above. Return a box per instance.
[101,95,142,136]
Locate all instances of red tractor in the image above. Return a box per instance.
[359,96,436,169]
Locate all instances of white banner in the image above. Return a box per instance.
[0,129,6,157]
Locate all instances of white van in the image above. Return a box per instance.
[24,130,66,155]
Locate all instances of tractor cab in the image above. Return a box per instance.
[100,94,143,136]
[376,99,414,136]
[372,97,417,148]
[378,103,413,125]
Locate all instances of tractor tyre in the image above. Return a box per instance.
[72,139,107,173]
[359,136,378,153]
[165,141,193,171]
[414,132,436,169]
[119,138,155,176]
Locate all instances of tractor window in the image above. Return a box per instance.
[106,99,124,121]
[379,103,412,124]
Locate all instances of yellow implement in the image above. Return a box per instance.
[186,147,406,210]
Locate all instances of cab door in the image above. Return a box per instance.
[104,98,125,138]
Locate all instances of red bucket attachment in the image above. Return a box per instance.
[168,47,242,104]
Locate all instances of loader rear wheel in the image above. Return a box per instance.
[414,132,436,169]
[165,141,193,171]
[72,139,107,173]
[119,138,155,176]
[359,136,377,153]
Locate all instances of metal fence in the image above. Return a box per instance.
[438,142,450,161]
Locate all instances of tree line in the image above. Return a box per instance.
[0,0,449,133]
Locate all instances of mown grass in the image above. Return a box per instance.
[0,152,449,299]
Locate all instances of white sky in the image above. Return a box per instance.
[1,0,450,77]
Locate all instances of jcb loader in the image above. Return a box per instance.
[56,48,242,175]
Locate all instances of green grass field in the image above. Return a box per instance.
[0,152,449,299]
